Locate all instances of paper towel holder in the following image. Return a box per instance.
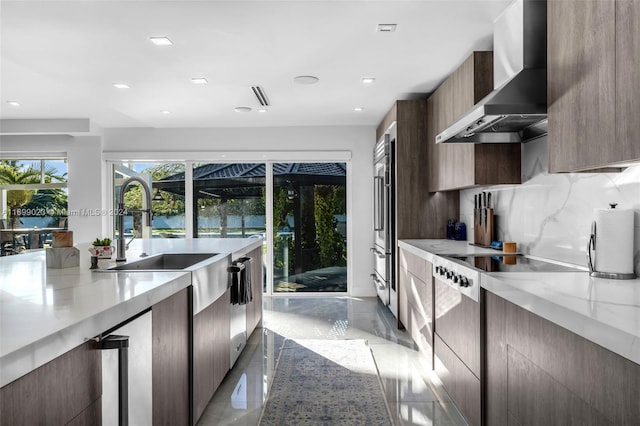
[587,205,637,279]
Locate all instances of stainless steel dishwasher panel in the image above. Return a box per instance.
[230,303,247,367]
[102,311,152,426]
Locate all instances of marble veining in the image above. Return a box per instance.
[459,136,640,275]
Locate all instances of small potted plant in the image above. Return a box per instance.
[90,237,113,259]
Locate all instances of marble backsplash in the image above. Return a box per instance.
[460,136,640,275]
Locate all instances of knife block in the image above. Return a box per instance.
[484,209,494,246]
[474,208,494,247]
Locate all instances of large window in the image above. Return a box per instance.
[192,163,266,239]
[0,159,68,255]
[113,162,186,239]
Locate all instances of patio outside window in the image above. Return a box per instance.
[0,159,68,255]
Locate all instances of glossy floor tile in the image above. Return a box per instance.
[197,296,468,426]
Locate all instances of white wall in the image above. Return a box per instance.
[102,125,376,297]
[0,134,103,244]
[460,136,640,275]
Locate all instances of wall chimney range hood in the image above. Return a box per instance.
[436,0,547,144]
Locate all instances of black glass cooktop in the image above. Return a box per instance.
[445,255,585,273]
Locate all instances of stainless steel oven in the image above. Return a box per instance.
[372,126,396,317]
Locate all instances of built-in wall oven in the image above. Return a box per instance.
[372,125,397,317]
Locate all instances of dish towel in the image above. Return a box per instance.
[228,257,253,305]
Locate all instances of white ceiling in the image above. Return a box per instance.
[0,0,510,129]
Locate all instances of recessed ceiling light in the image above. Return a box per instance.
[293,75,319,85]
[6,101,20,107]
[149,37,173,46]
[361,77,376,85]
[191,78,208,85]
[234,106,252,113]
[377,24,397,32]
[160,110,171,114]
[112,83,130,89]
[354,107,364,112]
[258,108,267,113]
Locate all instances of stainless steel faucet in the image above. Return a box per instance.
[116,177,153,262]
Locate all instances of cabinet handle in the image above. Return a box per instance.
[101,335,130,426]
[374,176,384,231]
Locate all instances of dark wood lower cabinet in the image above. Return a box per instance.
[0,340,101,425]
[398,248,433,368]
[152,287,191,426]
[67,398,102,426]
[484,290,508,426]
[1,287,195,426]
[484,289,640,425]
[434,334,482,426]
[193,290,231,423]
[507,347,610,425]
[434,278,481,426]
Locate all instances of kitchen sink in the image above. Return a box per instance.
[107,253,220,271]
[102,251,231,315]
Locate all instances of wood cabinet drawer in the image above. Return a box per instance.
[484,290,640,424]
[400,248,428,280]
[434,334,481,426]
[434,278,480,377]
[409,301,433,365]
[0,340,101,425]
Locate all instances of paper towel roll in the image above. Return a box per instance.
[593,207,635,274]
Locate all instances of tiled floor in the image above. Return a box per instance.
[197,296,468,426]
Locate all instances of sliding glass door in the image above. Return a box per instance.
[272,163,347,293]
[110,160,347,294]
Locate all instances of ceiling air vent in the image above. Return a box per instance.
[251,86,270,106]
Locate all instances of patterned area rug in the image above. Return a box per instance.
[259,339,393,425]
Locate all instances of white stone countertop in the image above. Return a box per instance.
[0,237,263,387]
[398,239,640,365]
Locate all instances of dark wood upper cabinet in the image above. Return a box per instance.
[548,0,640,172]
[428,52,521,191]
[615,0,640,164]
[377,100,459,240]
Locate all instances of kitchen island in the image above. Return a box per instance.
[0,237,262,424]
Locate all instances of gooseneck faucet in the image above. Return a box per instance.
[116,177,153,262]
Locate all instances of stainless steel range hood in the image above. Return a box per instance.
[436,0,547,144]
